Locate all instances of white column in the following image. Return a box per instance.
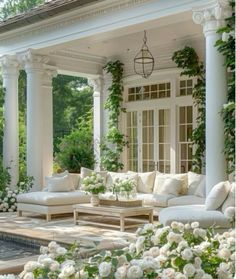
[193,1,231,194]
[89,77,104,171]
[0,56,19,188]
[42,68,57,182]
[22,51,50,190]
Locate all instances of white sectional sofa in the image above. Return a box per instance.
[17,168,207,221]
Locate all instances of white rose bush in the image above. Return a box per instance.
[0,187,21,212]
[1,222,235,279]
[0,176,34,212]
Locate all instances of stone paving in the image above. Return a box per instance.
[0,212,138,274]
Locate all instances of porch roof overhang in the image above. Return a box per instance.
[0,0,209,78]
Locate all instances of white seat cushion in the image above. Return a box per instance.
[17,190,90,206]
[159,205,232,228]
[136,193,175,207]
[168,195,205,207]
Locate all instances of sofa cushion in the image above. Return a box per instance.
[17,190,90,206]
[187,172,205,195]
[136,193,174,207]
[168,195,205,207]
[194,178,206,198]
[205,181,231,210]
[222,183,235,214]
[45,171,74,192]
[128,171,156,193]
[153,173,188,195]
[69,173,80,190]
[159,205,232,228]
[161,178,182,196]
[106,172,138,190]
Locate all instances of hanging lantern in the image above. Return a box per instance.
[134,30,154,78]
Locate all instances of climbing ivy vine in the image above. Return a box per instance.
[215,0,235,174]
[172,46,205,174]
[101,60,127,171]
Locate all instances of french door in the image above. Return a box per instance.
[127,108,171,173]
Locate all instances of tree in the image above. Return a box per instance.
[0,0,45,20]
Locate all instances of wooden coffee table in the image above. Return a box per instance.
[73,204,154,232]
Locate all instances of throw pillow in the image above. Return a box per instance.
[44,170,74,191]
[128,171,156,193]
[53,170,75,191]
[205,181,231,210]
[106,172,138,190]
[194,177,206,198]
[222,183,235,214]
[161,178,182,196]
[188,171,205,195]
[153,173,188,195]
[47,174,73,192]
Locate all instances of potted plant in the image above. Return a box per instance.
[81,172,106,206]
[113,178,136,201]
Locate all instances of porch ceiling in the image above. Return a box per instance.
[38,11,204,77]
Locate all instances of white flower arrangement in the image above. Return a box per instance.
[112,178,136,200]
[1,222,234,279]
[81,172,106,195]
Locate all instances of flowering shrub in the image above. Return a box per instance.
[2,222,235,279]
[0,188,21,212]
[82,172,106,195]
[0,177,33,212]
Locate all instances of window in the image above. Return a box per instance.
[179,79,193,96]
[178,106,193,173]
[128,82,170,102]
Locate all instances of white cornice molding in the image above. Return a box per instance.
[192,0,232,35]
[0,0,149,43]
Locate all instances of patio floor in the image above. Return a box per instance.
[0,212,141,274]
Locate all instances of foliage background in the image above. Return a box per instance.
[0,0,94,176]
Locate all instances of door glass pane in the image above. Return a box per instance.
[142,110,154,171]
[127,112,138,171]
[158,109,170,173]
[178,106,193,173]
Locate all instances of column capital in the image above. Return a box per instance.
[18,49,49,73]
[192,0,232,36]
[43,66,58,89]
[88,76,104,97]
[0,55,19,76]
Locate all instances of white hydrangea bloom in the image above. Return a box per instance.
[98,262,112,278]
[126,265,143,279]
[183,263,195,277]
